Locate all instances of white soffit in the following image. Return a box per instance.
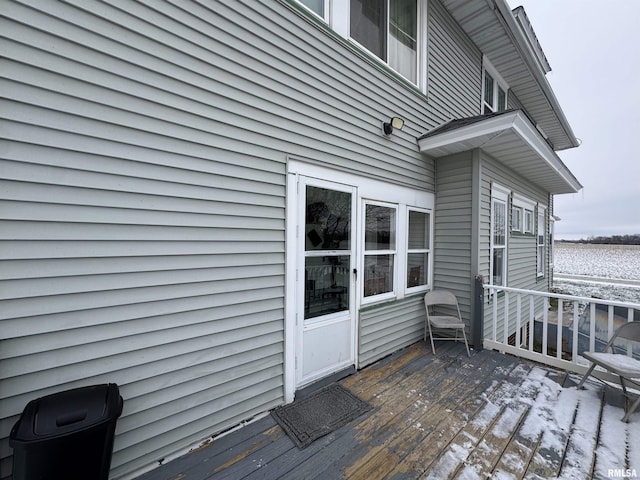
[440,0,579,151]
[418,111,582,195]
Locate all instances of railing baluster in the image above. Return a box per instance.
[492,289,498,343]
[589,303,596,352]
[572,301,579,363]
[504,291,509,347]
[480,284,640,375]
[516,294,522,349]
[628,308,635,356]
[608,305,614,341]
[528,295,534,352]
[556,299,563,359]
[542,297,548,357]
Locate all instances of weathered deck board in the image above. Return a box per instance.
[135,342,639,480]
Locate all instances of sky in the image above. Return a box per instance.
[512,0,640,240]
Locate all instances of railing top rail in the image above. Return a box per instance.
[482,284,640,310]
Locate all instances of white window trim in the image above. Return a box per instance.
[490,183,510,288]
[537,204,547,277]
[482,57,509,114]
[362,200,399,304]
[512,193,536,234]
[327,0,429,91]
[523,209,534,234]
[405,207,432,295]
[511,206,522,232]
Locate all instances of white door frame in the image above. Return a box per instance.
[285,164,359,401]
[284,159,435,402]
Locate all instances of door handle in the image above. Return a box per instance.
[353,268,357,280]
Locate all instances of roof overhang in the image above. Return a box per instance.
[418,111,582,194]
[441,0,579,151]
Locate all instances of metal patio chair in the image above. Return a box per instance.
[424,290,470,357]
[576,321,640,422]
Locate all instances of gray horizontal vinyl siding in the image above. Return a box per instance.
[357,0,485,365]
[479,153,551,340]
[359,296,425,367]
[0,0,447,478]
[428,0,482,122]
[433,153,474,329]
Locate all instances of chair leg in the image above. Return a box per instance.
[622,394,640,422]
[576,363,596,389]
[461,329,470,357]
[427,322,436,355]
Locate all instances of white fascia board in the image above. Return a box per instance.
[493,0,579,149]
[419,111,582,194]
[510,112,582,193]
[417,111,520,153]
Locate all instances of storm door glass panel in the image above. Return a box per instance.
[364,204,396,297]
[305,186,351,251]
[389,0,417,82]
[304,186,352,320]
[305,256,351,319]
[350,0,386,60]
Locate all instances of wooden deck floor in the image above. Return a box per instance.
[136,342,639,480]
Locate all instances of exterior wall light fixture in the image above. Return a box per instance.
[383,116,405,135]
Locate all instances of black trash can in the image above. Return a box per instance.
[10,383,123,480]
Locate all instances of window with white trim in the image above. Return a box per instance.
[491,184,509,286]
[537,206,546,277]
[523,209,534,234]
[364,202,397,298]
[362,202,432,303]
[511,194,536,234]
[406,209,430,292]
[350,0,419,83]
[482,59,508,114]
[511,207,522,232]
[294,0,427,89]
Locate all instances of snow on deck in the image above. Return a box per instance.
[135,342,639,480]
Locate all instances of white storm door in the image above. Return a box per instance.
[297,177,357,387]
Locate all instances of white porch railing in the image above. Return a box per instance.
[481,284,640,382]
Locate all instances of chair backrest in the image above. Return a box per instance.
[424,290,458,308]
[612,321,640,343]
[602,321,640,353]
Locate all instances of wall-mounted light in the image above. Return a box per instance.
[383,116,405,135]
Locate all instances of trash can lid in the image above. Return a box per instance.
[10,384,123,442]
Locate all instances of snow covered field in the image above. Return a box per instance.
[553,243,640,304]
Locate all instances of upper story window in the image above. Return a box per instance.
[294,0,426,89]
[482,58,508,114]
[350,0,418,83]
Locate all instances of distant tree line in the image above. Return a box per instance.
[558,234,640,245]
